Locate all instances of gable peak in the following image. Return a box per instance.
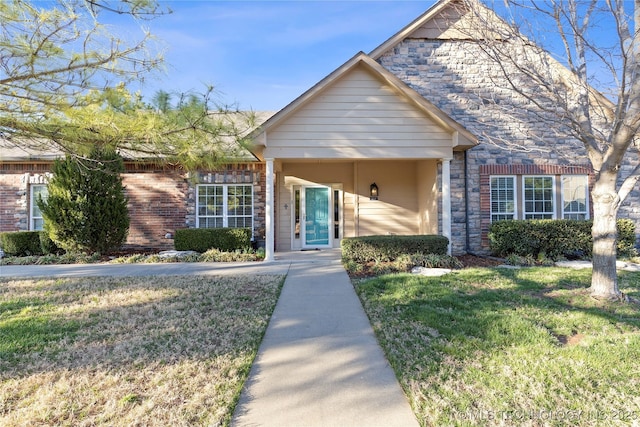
[370,0,507,59]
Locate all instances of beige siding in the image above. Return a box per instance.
[356,161,420,236]
[264,65,453,160]
[343,188,356,238]
[276,173,291,251]
[417,160,438,234]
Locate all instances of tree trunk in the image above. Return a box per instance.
[590,177,621,299]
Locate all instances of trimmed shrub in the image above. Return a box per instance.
[341,235,449,263]
[174,228,252,252]
[617,218,637,258]
[489,219,637,259]
[0,231,43,256]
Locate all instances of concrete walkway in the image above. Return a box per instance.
[2,250,418,426]
[232,250,418,427]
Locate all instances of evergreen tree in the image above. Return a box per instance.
[1,2,256,170]
[39,147,129,254]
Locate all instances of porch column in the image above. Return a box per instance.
[442,158,452,255]
[264,158,275,262]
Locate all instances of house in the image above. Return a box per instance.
[1,0,638,260]
[0,142,268,252]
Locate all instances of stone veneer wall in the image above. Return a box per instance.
[379,39,640,254]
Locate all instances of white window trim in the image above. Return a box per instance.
[30,184,47,231]
[490,175,517,222]
[561,175,590,220]
[195,184,253,229]
[522,175,556,219]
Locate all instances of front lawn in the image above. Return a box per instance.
[0,275,284,426]
[355,267,640,426]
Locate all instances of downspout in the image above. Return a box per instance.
[465,150,471,254]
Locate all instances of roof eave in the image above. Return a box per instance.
[251,50,477,150]
[249,51,373,143]
[361,54,478,147]
[369,0,458,59]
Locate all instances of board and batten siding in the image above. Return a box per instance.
[263,65,454,160]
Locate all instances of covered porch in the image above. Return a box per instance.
[250,52,476,261]
[271,159,442,252]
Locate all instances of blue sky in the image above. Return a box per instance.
[111,0,625,111]
[121,1,434,111]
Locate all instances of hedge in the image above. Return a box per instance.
[489,219,637,259]
[174,228,252,252]
[0,231,43,257]
[341,235,449,263]
[617,219,637,258]
[0,231,65,257]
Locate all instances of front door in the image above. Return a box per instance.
[302,186,331,248]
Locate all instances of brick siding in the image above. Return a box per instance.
[0,161,265,251]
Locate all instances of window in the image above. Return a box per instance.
[488,171,590,223]
[294,188,300,239]
[196,184,253,229]
[30,184,48,230]
[562,175,589,220]
[334,189,341,239]
[490,176,516,221]
[523,176,555,219]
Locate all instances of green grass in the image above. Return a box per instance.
[0,275,284,426]
[0,299,80,359]
[355,267,640,426]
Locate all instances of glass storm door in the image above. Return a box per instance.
[303,187,330,247]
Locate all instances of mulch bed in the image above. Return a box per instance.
[346,254,505,279]
[456,254,504,268]
[102,250,503,269]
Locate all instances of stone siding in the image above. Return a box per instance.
[379,40,640,253]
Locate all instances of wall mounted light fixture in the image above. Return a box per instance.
[370,182,379,200]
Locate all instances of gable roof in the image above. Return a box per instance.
[370,0,466,59]
[370,0,514,59]
[251,51,477,155]
[369,0,615,115]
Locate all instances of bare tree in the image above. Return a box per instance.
[447,0,639,300]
